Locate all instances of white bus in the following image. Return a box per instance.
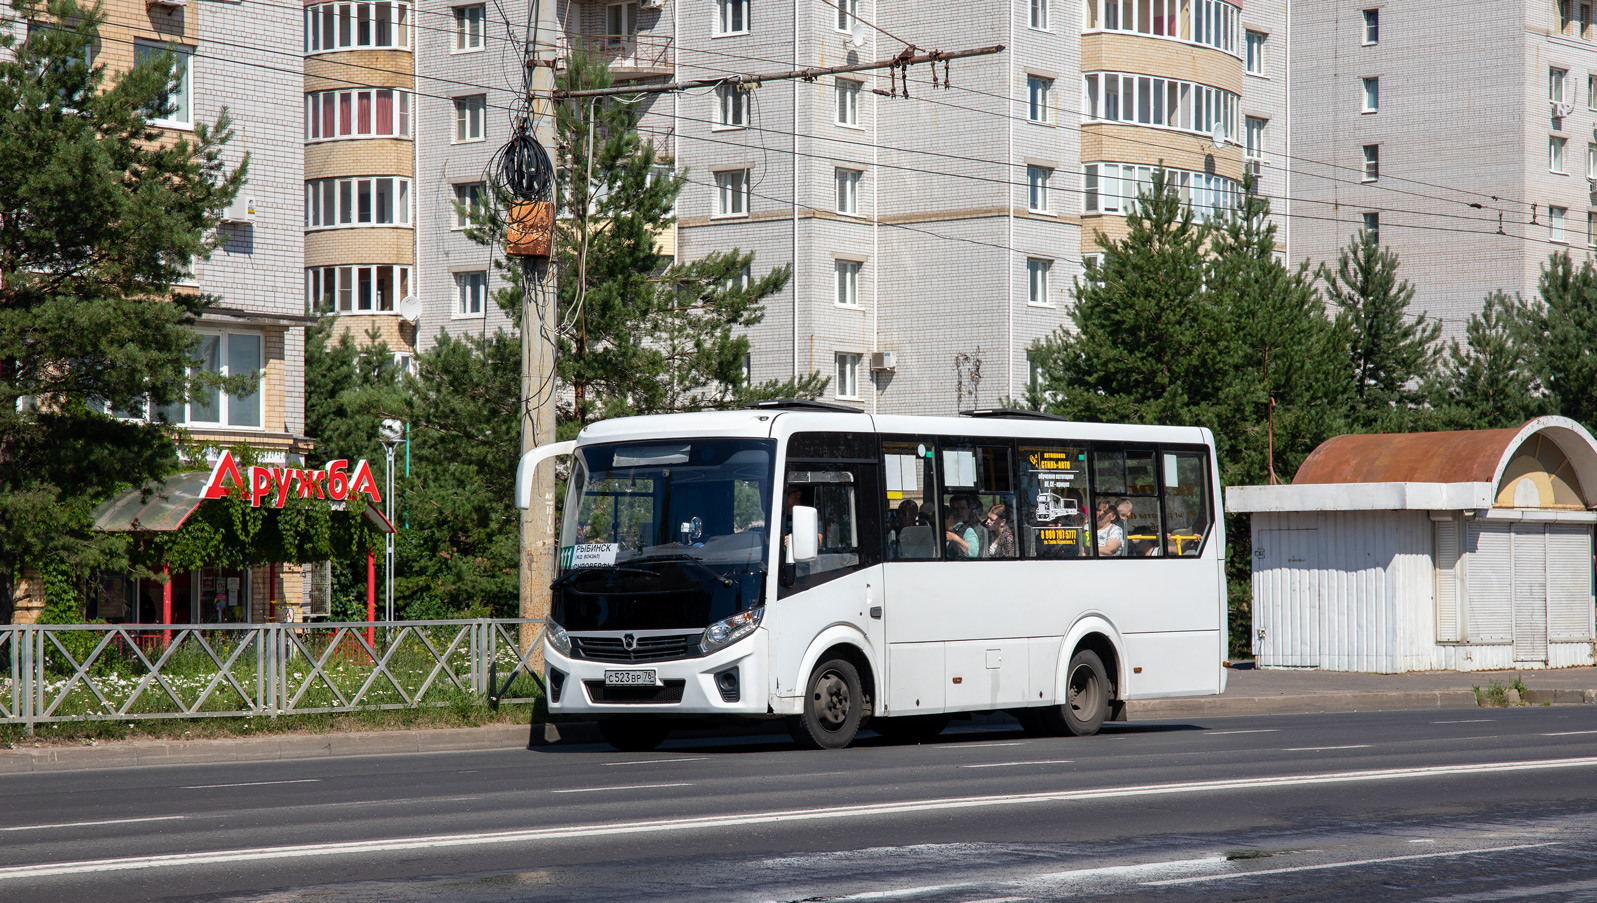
[516,402,1227,751]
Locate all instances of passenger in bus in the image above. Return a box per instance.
[944,495,980,559]
[1095,500,1126,556]
[984,498,1017,559]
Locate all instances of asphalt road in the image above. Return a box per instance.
[7,708,1597,902]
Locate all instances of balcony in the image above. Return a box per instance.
[564,34,673,80]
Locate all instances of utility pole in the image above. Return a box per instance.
[517,0,560,662]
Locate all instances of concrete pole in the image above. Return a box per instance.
[518,0,560,666]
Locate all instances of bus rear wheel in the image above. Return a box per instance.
[789,658,864,750]
[1022,649,1110,738]
[598,716,670,752]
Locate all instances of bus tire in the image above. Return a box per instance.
[598,716,670,752]
[789,658,864,750]
[1061,649,1109,736]
[871,714,951,744]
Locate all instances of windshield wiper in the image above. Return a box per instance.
[625,553,737,587]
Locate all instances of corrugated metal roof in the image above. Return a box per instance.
[1292,427,1524,485]
[91,473,396,534]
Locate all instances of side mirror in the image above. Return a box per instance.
[789,505,819,563]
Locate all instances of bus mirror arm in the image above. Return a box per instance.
[515,440,577,510]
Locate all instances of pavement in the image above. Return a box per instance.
[4,663,1596,773]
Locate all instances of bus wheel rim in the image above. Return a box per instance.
[815,670,850,729]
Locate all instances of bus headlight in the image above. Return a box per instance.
[700,607,763,655]
[545,621,572,656]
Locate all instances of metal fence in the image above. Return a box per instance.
[0,619,545,733]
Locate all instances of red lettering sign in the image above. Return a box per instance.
[198,451,381,510]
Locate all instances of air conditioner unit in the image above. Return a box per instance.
[219,195,256,225]
[870,351,897,372]
[145,0,185,9]
[1553,100,1575,118]
[640,0,664,8]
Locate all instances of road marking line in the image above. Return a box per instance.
[960,760,1074,769]
[550,783,693,794]
[1544,730,1597,736]
[1282,745,1370,751]
[941,742,1025,749]
[602,757,709,766]
[183,779,322,790]
[1205,729,1279,735]
[1432,719,1493,724]
[1141,842,1558,886]
[6,759,1597,881]
[0,816,186,833]
[834,857,1228,900]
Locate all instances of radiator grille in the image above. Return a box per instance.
[571,633,702,663]
[583,679,687,704]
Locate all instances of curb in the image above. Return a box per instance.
[1126,690,1482,719]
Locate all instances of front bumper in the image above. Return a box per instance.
[545,628,770,716]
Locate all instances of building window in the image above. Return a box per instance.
[455,271,486,316]
[1027,258,1052,306]
[1553,136,1568,174]
[1082,161,1240,221]
[133,41,192,128]
[716,84,746,128]
[1081,253,1104,286]
[835,168,860,215]
[1588,211,1597,248]
[1361,77,1378,112]
[453,4,484,50]
[1361,211,1379,243]
[1245,117,1265,159]
[1027,165,1052,213]
[1082,0,1239,55]
[453,182,485,229]
[1551,206,1569,244]
[834,353,860,400]
[304,1,411,53]
[1029,0,1048,31]
[1589,74,1597,110]
[305,177,411,228]
[834,259,860,307]
[153,332,264,429]
[1588,143,1597,179]
[1362,8,1378,44]
[1552,68,1570,105]
[1245,31,1265,75]
[1362,144,1379,182]
[716,0,749,35]
[1082,72,1239,141]
[1027,75,1053,123]
[305,89,410,140]
[306,265,411,314]
[835,79,860,126]
[454,95,486,142]
[715,169,750,217]
[835,0,858,34]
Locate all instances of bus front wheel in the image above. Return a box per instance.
[598,716,670,752]
[789,658,864,750]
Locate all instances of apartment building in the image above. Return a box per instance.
[1288,2,1591,334]
[395,0,1288,414]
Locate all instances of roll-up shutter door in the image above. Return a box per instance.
[1511,524,1549,663]
[1548,525,1595,642]
[1434,518,1462,642]
[1467,523,1513,642]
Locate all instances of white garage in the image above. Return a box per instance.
[1226,417,1597,672]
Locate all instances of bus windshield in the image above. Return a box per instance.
[553,438,775,630]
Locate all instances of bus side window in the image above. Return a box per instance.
[1092,448,1163,557]
[1020,443,1090,559]
[779,464,878,597]
[882,438,938,560]
[1161,450,1212,557]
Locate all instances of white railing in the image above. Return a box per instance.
[0,620,545,733]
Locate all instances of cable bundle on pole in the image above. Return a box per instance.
[495,123,556,258]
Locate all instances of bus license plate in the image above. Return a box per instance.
[604,669,657,687]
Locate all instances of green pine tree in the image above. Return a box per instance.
[0,0,245,616]
[1427,291,1550,430]
[1320,229,1440,429]
[1028,168,1228,429]
[1519,252,1597,430]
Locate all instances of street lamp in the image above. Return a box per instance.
[379,418,405,623]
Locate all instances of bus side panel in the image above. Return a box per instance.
[945,639,1031,709]
[766,565,885,713]
[1119,630,1224,698]
[886,641,945,714]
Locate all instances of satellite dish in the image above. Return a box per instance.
[847,30,865,48]
[1210,120,1228,148]
[397,294,421,323]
